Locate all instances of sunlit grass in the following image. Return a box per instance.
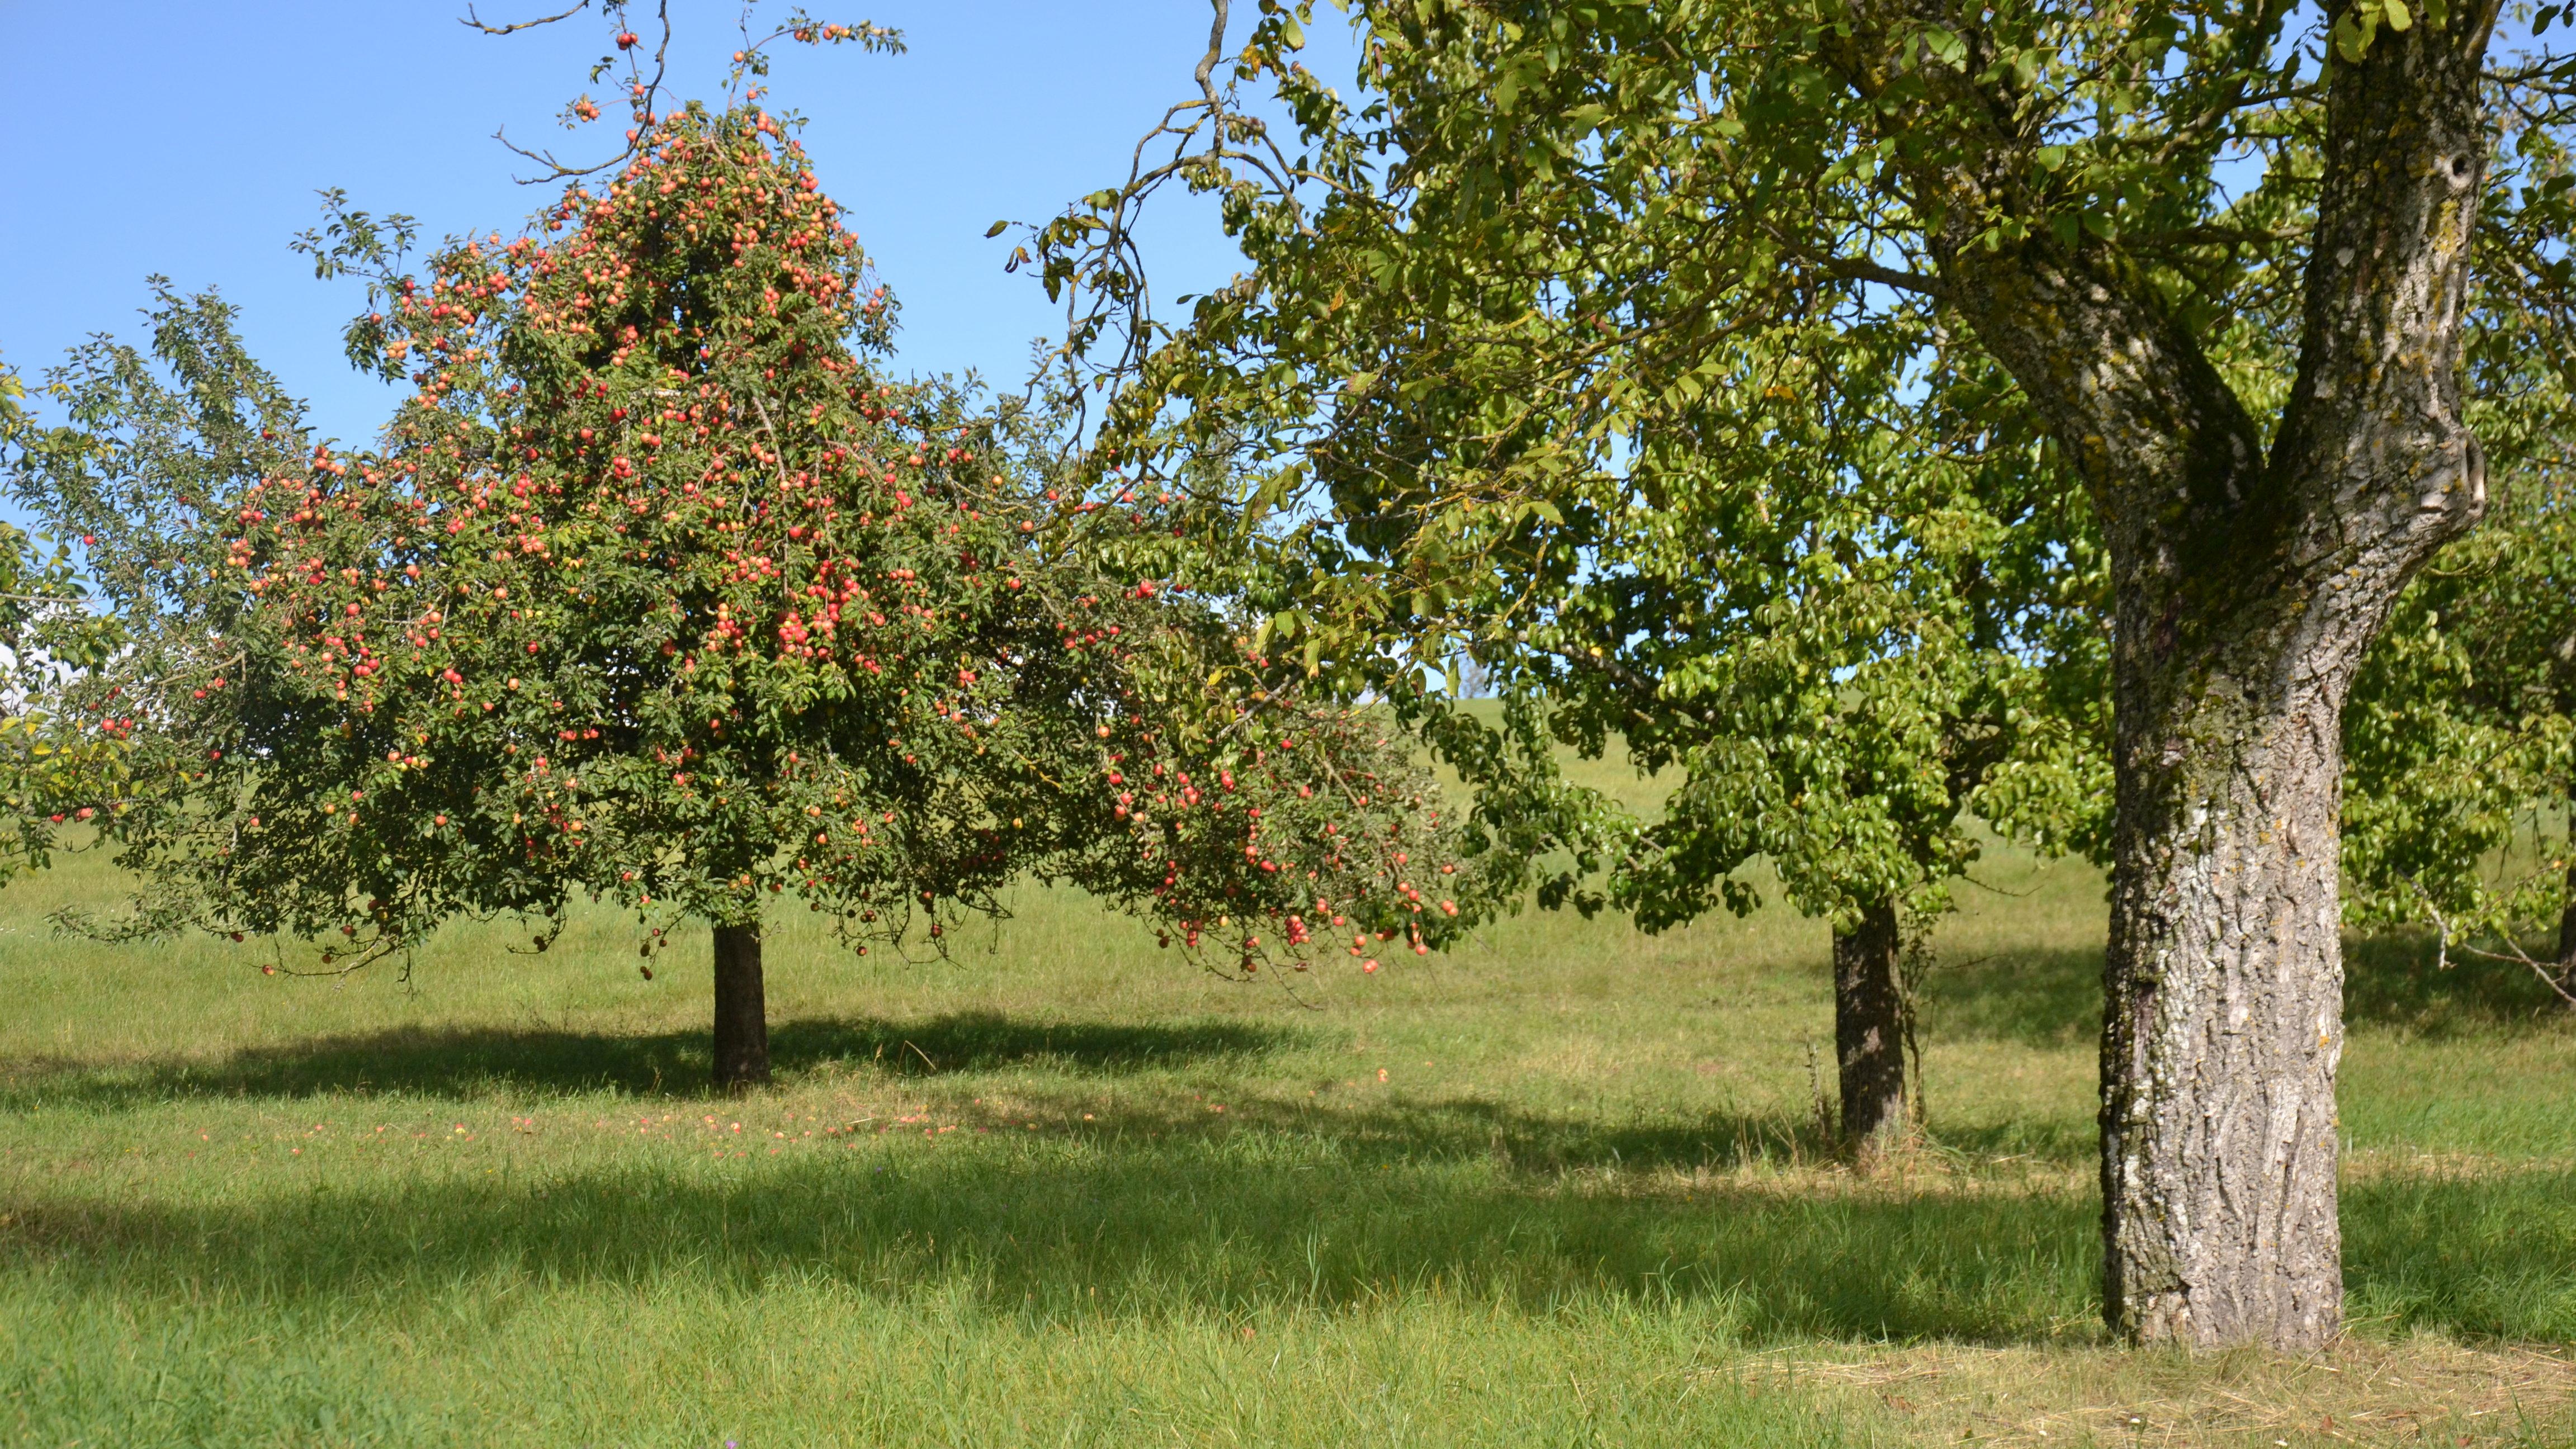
[3,826,2573,1446]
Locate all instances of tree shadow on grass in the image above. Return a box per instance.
[2343,928,2576,1039]
[1081,1085,1848,1177]
[1918,946,2102,1048]
[3,997,2567,1344]
[1918,934,2576,1049]
[1,1112,2097,1343]
[6,1098,2565,1346]
[0,1011,1308,1111]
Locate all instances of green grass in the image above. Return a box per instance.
[3,826,2574,1446]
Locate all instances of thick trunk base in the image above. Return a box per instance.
[712,922,770,1092]
[2101,697,2345,1352]
[1833,902,1909,1166]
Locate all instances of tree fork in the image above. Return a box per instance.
[712,922,770,1092]
[1843,0,2502,1347]
[2112,7,2492,1351]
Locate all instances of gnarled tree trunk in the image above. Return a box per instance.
[712,921,770,1092]
[2098,13,2491,1351]
[2094,604,2369,1349]
[1840,0,2498,1351]
[1832,901,1909,1164]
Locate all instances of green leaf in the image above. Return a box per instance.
[2383,0,2412,31]
[984,220,1010,238]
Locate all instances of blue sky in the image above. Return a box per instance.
[2,1,1315,445]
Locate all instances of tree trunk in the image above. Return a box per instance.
[1832,901,1908,1164]
[712,921,770,1092]
[2096,640,2358,1352]
[2559,783,2576,1003]
[1821,0,2497,1346]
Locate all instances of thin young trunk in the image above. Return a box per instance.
[712,921,769,1091]
[1832,901,1908,1163]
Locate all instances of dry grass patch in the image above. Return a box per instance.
[1739,1336,2576,1446]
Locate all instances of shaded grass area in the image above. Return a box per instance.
[5,1125,2091,1337]
[0,1012,1306,1110]
[3,846,2574,1446]
[10,1099,2570,1341]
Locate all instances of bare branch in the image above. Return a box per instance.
[1816,256,1948,300]
[2402,872,2576,1006]
[1195,0,1229,110]
[2457,938,2576,1007]
[460,0,590,36]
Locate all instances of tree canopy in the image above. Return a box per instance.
[0,362,125,885]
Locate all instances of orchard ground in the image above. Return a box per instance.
[3,749,2574,1446]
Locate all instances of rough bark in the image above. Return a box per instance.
[1825,0,2496,1350]
[1833,901,1909,1163]
[712,922,770,1092]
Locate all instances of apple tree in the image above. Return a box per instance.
[11,101,1471,1091]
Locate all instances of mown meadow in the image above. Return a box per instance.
[4,755,2574,1446]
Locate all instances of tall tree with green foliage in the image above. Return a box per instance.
[1572,360,2111,1160]
[9,97,1471,1092]
[1313,320,2115,1162]
[1025,0,2568,1348]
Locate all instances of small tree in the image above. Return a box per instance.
[1582,387,2107,1161]
[12,103,1471,1090]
